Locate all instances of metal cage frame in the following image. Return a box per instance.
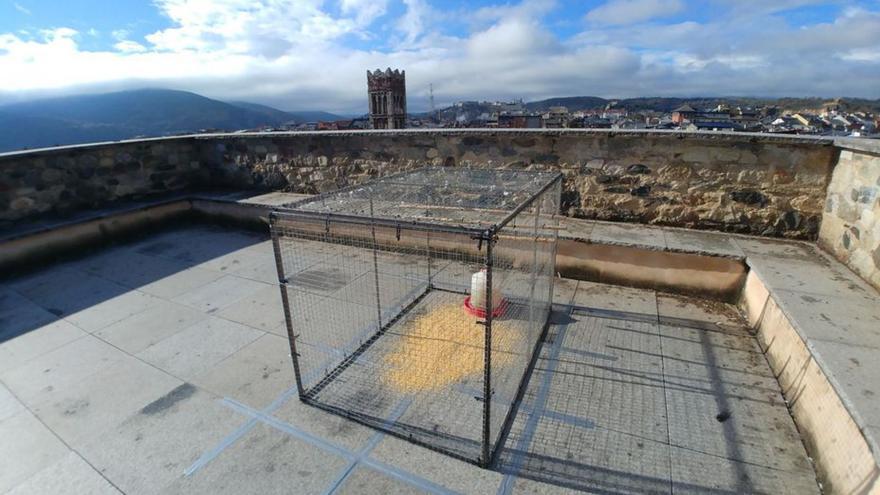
[269,168,562,467]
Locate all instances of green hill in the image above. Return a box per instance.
[0,89,342,152]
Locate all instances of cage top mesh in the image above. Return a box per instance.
[278,167,562,230]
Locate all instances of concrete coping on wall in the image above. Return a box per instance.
[0,128,844,161]
[834,136,880,155]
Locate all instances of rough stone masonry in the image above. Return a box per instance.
[820,138,880,290]
[203,130,836,239]
[1,130,837,240]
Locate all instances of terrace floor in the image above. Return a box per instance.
[0,224,821,494]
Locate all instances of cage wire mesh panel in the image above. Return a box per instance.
[270,167,561,466]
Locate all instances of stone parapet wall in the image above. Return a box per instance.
[820,138,880,290]
[204,130,836,239]
[0,137,204,229]
[2,130,838,239]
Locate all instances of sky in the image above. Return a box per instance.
[1,0,879,113]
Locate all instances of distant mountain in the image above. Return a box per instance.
[227,102,343,125]
[0,89,343,152]
[524,96,608,112]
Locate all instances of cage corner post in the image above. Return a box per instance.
[269,211,306,399]
[480,226,496,468]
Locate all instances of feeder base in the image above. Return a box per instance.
[463,296,508,318]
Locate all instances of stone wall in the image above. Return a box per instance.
[204,130,836,239]
[819,138,880,290]
[1,130,838,239]
[0,138,204,229]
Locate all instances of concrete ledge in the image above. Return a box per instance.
[739,265,880,494]
[556,240,745,301]
[0,191,275,275]
[0,200,191,275]
[834,137,880,155]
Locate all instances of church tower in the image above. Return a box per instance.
[367,68,406,129]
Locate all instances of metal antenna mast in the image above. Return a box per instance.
[429,83,436,122]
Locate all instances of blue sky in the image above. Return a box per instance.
[1,0,879,112]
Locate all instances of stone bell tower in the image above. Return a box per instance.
[367,68,406,129]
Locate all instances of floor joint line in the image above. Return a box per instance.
[496,282,579,495]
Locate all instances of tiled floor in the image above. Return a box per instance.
[0,225,820,494]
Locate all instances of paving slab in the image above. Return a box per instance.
[62,290,162,333]
[659,324,774,381]
[661,320,814,475]
[160,422,348,495]
[136,316,264,381]
[500,406,672,495]
[656,293,749,335]
[239,191,312,206]
[189,333,294,409]
[748,256,877,302]
[507,476,586,494]
[77,248,195,291]
[29,356,182,447]
[1,334,128,405]
[12,268,131,321]
[77,385,243,494]
[0,318,87,374]
[557,217,595,240]
[229,253,283,284]
[5,451,120,495]
[771,288,880,349]
[807,339,880,429]
[0,409,71,493]
[137,265,225,299]
[0,381,25,422]
[176,274,271,314]
[662,228,745,258]
[589,222,667,251]
[337,465,427,494]
[548,316,668,443]
[134,228,265,266]
[574,280,659,319]
[198,242,275,275]
[272,392,378,453]
[670,446,819,494]
[731,237,822,262]
[93,299,208,354]
[0,288,58,341]
[216,284,286,332]
[369,435,504,495]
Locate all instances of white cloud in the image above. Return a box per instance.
[586,0,684,25]
[341,0,389,27]
[114,40,147,53]
[13,2,31,15]
[111,29,130,41]
[0,0,878,112]
[395,0,430,46]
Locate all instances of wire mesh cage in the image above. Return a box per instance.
[269,167,562,467]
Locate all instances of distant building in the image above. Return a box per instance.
[543,106,569,128]
[671,104,697,124]
[569,116,612,129]
[497,114,542,128]
[687,121,738,131]
[367,68,406,129]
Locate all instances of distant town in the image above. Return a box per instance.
[276,97,879,138]
[252,67,879,138]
